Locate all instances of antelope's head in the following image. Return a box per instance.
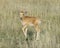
[20,10,27,18]
[20,11,24,18]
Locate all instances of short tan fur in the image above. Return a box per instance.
[20,11,41,40]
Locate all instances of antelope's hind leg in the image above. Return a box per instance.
[35,25,40,40]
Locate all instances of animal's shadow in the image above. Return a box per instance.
[26,29,36,41]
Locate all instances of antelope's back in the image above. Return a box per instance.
[22,16,40,25]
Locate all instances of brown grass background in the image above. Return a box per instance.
[0,0,60,48]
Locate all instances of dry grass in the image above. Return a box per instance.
[0,0,60,48]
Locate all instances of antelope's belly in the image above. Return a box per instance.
[29,23,34,26]
[21,21,34,26]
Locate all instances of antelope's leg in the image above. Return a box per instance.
[22,25,27,38]
[35,25,40,40]
[24,28,28,38]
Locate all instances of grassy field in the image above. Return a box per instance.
[0,0,60,48]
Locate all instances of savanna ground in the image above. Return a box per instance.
[0,0,60,48]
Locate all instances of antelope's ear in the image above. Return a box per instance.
[24,11,27,14]
[20,10,24,13]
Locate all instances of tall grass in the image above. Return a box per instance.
[0,0,60,48]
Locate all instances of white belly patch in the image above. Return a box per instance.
[29,23,34,26]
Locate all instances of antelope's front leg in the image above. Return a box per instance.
[22,25,27,38]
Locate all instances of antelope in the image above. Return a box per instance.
[19,11,41,40]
